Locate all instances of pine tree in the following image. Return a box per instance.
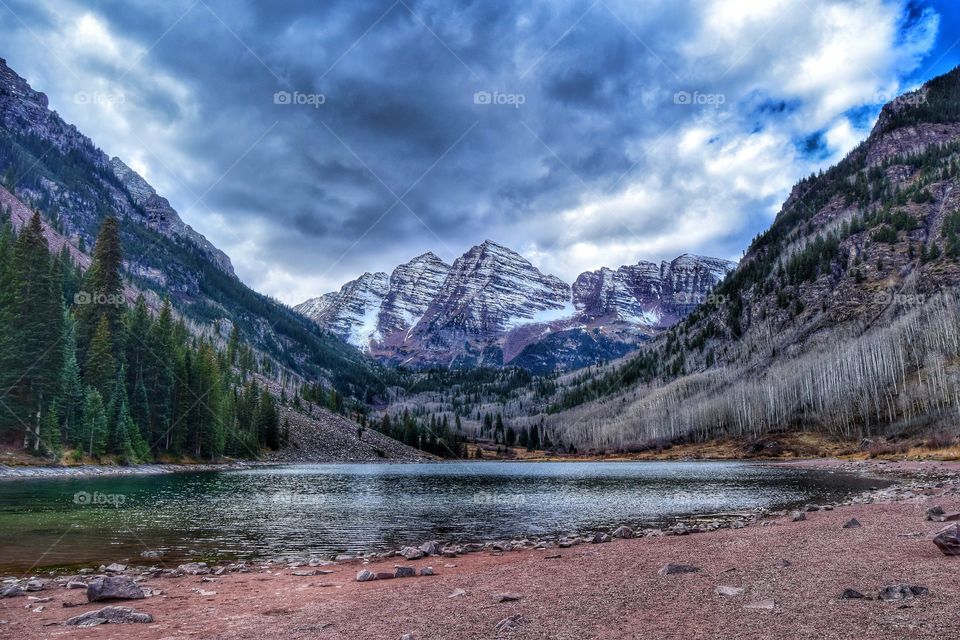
[56,311,84,447]
[38,402,61,458]
[84,315,116,400]
[255,390,280,450]
[77,217,125,363]
[145,298,174,446]
[3,212,62,447]
[80,387,108,457]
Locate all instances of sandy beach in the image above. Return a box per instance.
[2,460,959,640]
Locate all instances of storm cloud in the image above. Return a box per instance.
[0,0,956,302]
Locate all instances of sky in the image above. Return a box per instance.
[0,0,958,304]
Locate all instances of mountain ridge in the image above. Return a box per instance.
[295,241,735,371]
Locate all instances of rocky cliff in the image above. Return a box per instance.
[296,241,734,371]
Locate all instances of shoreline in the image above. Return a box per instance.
[0,451,939,481]
[0,461,960,640]
[0,460,276,481]
[4,459,960,638]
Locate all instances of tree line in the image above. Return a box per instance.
[0,210,283,462]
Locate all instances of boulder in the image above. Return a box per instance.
[659,563,700,576]
[926,505,945,520]
[842,518,862,529]
[177,562,209,575]
[0,584,24,598]
[399,547,424,560]
[790,511,806,522]
[86,576,145,602]
[714,586,745,597]
[493,592,521,603]
[933,523,960,555]
[63,606,153,627]
[840,589,867,600]
[394,566,416,578]
[878,585,927,601]
[103,563,127,573]
[418,541,441,556]
[420,567,435,576]
[495,614,526,633]
[25,579,44,591]
[589,532,611,544]
[356,570,376,582]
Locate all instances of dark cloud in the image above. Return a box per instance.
[0,0,949,302]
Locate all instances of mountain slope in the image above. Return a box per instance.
[0,58,382,398]
[540,65,960,449]
[297,241,734,371]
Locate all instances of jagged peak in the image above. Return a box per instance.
[405,251,449,267]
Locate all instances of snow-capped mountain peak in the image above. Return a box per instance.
[295,243,735,370]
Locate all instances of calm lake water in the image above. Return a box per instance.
[0,461,883,571]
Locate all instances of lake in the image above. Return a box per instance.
[0,461,883,572]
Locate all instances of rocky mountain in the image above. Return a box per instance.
[296,240,734,371]
[0,57,381,396]
[535,65,960,448]
[110,158,235,276]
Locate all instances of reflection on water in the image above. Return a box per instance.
[0,461,881,571]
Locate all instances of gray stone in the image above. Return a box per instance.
[658,563,700,576]
[495,614,526,633]
[0,585,24,598]
[791,511,806,522]
[842,518,862,529]
[840,589,867,599]
[86,576,145,602]
[493,592,521,603]
[926,505,945,520]
[933,523,960,555]
[177,562,209,575]
[399,546,424,560]
[394,566,416,578]
[64,606,153,627]
[878,585,927,601]
[714,585,745,597]
[419,567,435,576]
[103,563,127,573]
[744,599,775,610]
[355,570,376,582]
[25,580,44,592]
[418,541,441,556]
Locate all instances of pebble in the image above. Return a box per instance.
[658,563,700,575]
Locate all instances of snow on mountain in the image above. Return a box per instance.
[295,241,735,370]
